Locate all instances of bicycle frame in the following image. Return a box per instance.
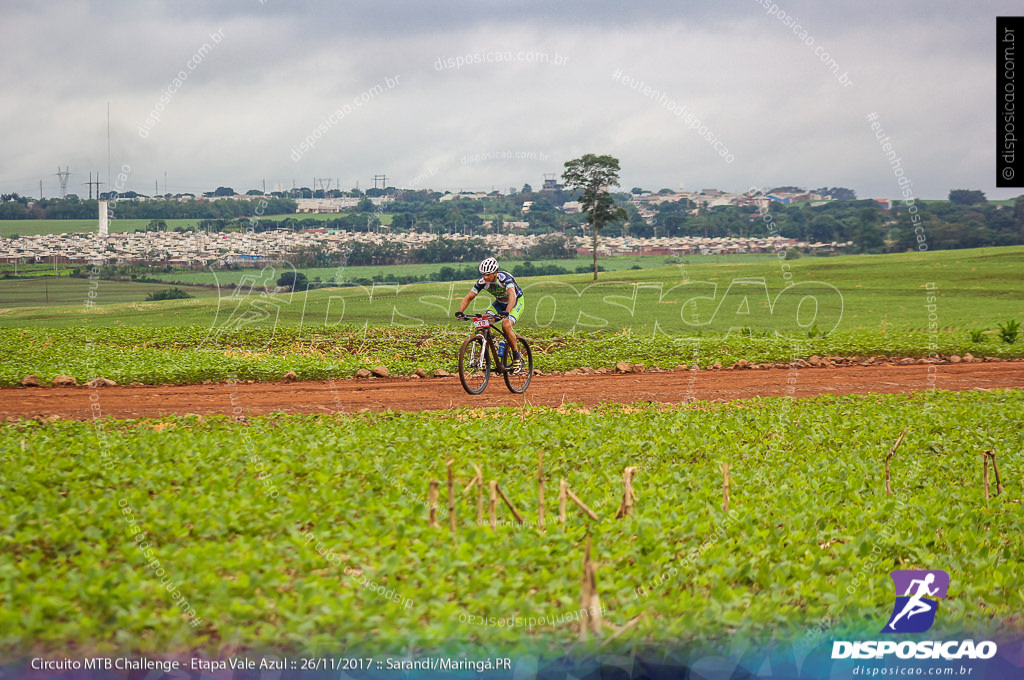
[465,314,510,375]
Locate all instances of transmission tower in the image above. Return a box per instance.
[373,174,387,190]
[85,172,104,200]
[55,167,70,197]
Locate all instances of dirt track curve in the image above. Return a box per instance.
[2,362,1022,421]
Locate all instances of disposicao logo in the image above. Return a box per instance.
[882,569,949,634]
[831,569,998,661]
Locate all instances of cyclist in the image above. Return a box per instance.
[455,257,525,371]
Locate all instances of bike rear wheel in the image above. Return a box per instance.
[502,337,533,393]
[458,335,491,394]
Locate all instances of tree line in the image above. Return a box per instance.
[0,194,297,220]
[4,188,1022,254]
[625,194,1024,253]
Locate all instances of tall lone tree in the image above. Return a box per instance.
[562,154,627,280]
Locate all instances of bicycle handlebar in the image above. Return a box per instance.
[457,313,508,320]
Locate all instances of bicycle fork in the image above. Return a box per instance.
[475,335,488,371]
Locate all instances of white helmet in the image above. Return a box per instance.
[478,257,499,274]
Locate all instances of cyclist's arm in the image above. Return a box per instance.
[505,286,517,310]
[457,289,477,314]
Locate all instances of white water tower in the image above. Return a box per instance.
[98,200,109,236]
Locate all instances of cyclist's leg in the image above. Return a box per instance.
[502,297,525,354]
[487,300,506,318]
[488,300,510,343]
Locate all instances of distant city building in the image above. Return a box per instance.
[0,230,853,268]
[439,191,489,202]
[295,197,374,213]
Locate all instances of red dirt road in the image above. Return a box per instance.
[2,362,1022,421]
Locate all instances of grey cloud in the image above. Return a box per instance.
[0,0,1021,199]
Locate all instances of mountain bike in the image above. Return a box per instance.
[456,313,533,394]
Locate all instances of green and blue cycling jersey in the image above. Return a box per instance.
[472,271,524,322]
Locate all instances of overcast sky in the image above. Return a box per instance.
[0,0,1018,200]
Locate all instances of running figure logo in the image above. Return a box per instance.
[882,570,949,634]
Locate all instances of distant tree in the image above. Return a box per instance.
[623,203,645,235]
[213,187,236,197]
[813,187,857,200]
[521,183,533,194]
[407,237,487,264]
[277,271,309,291]
[390,212,414,230]
[809,214,839,243]
[525,234,576,260]
[658,188,674,194]
[562,153,628,280]
[630,187,646,195]
[949,189,987,206]
[146,287,193,301]
[524,196,557,231]
[852,220,885,253]
[527,196,556,213]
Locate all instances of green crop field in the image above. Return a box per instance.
[1,324,1021,388]
[1,246,1022,668]
[0,278,216,309]
[3,247,1022,333]
[2,390,1021,657]
[0,219,204,237]
[1,247,1022,385]
[131,253,748,288]
[4,245,1019,337]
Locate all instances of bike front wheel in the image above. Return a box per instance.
[458,335,491,395]
[502,337,533,393]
